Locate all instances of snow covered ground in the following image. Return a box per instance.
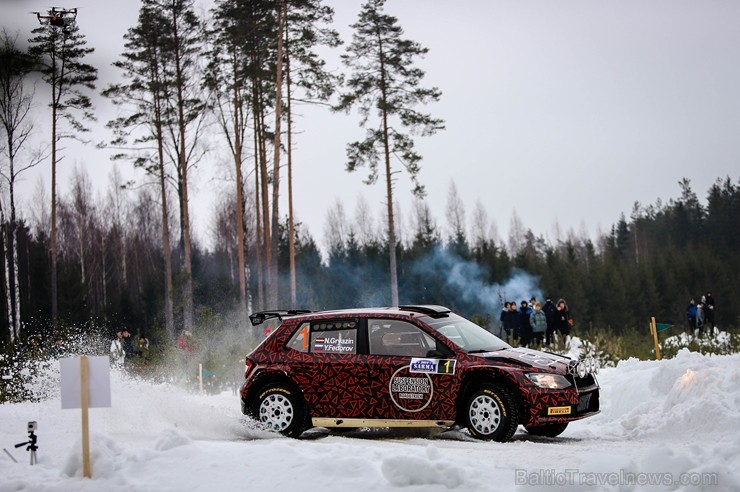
[1,348,738,492]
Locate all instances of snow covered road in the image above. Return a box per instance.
[1,349,738,491]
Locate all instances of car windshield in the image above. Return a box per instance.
[422,313,511,353]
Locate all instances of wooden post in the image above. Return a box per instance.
[650,317,662,361]
[80,355,92,478]
[198,363,203,394]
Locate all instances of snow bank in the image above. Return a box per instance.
[578,349,740,441]
[0,350,738,491]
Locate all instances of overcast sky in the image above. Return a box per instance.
[5,0,740,252]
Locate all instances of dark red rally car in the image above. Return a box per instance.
[240,305,600,442]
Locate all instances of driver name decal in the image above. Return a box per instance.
[311,329,357,354]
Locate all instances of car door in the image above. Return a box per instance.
[283,318,369,418]
[359,317,461,421]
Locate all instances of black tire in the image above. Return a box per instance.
[251,382,308,438]
[465,383,519,442]
[525,422,569,438]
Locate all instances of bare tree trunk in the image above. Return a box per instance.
[158,142,175,339]
[285,15,297,308]
[269,0,285,308]
[0,205,12,342]
[50,97,58,331]
[173,11,194,331]
[253,111,264,312]
[101,230,107,324]
[232,58,248,325]
[379,52,398,306]
[258,91,272,308]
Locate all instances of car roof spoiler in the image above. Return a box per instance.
[398,305,451,317]
[249,310,312,326]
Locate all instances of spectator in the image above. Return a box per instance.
[704,292,715,336]
[519,300,532,347]
[686,298,697,333]
[121,328,134,360]
[543,296,557,345]
[530,302,547,347]
[135,335,150,361]
[695,302,705,336]
[110,330,127,366]
[555,299,572,347]
[178,330,196,353]
[508,302,521,344]
[500,302,511,340]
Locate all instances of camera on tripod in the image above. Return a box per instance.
[14,421,39,465]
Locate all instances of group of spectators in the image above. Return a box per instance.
[109,328,150,368]
[499,296,573,348]
[686,292,716,337]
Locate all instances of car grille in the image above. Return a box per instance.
[576,391,599,413]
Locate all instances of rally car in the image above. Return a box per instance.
[240,305,600,441]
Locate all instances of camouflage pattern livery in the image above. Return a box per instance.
[240,306,600,440]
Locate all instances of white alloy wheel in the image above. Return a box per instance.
[468,393,502,435]
[259,393,294,431]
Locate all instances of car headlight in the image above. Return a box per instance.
[525,373,572,389]
[577,362,587,378]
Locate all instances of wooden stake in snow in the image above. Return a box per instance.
[80,356,91,478]
[60,356,111,479]
[649,317,662,360]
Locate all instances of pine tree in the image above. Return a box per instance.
[336,0,444,305]
[103,3,179,339]
[283,0,341,307]
[28,11,97,331]
[206,0,257,324]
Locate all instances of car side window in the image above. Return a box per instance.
[368,319,436,357]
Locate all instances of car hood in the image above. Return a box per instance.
[475,347,572,375]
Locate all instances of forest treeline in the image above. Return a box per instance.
[1,173,738,345]
[1,1,738,347]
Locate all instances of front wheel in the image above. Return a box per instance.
[251,383,308,438]
[465,383,519,442]
[525,422,568,438]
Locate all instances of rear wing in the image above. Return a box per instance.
[249,310,312,326]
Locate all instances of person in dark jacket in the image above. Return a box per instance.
[508,302,521,343]
[519,300,532,347]
[555,299,572,347]
[704,292,715,336]
[500,302,511,340]
[543,297,557,345]
[686,298,697,333]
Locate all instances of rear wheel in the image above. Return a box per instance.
[465,383,519,442]
[525,422,568,438]
[251,382,308,438]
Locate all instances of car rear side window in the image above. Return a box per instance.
[286,322,311,353]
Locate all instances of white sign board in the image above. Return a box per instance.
[60,356,112,409]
